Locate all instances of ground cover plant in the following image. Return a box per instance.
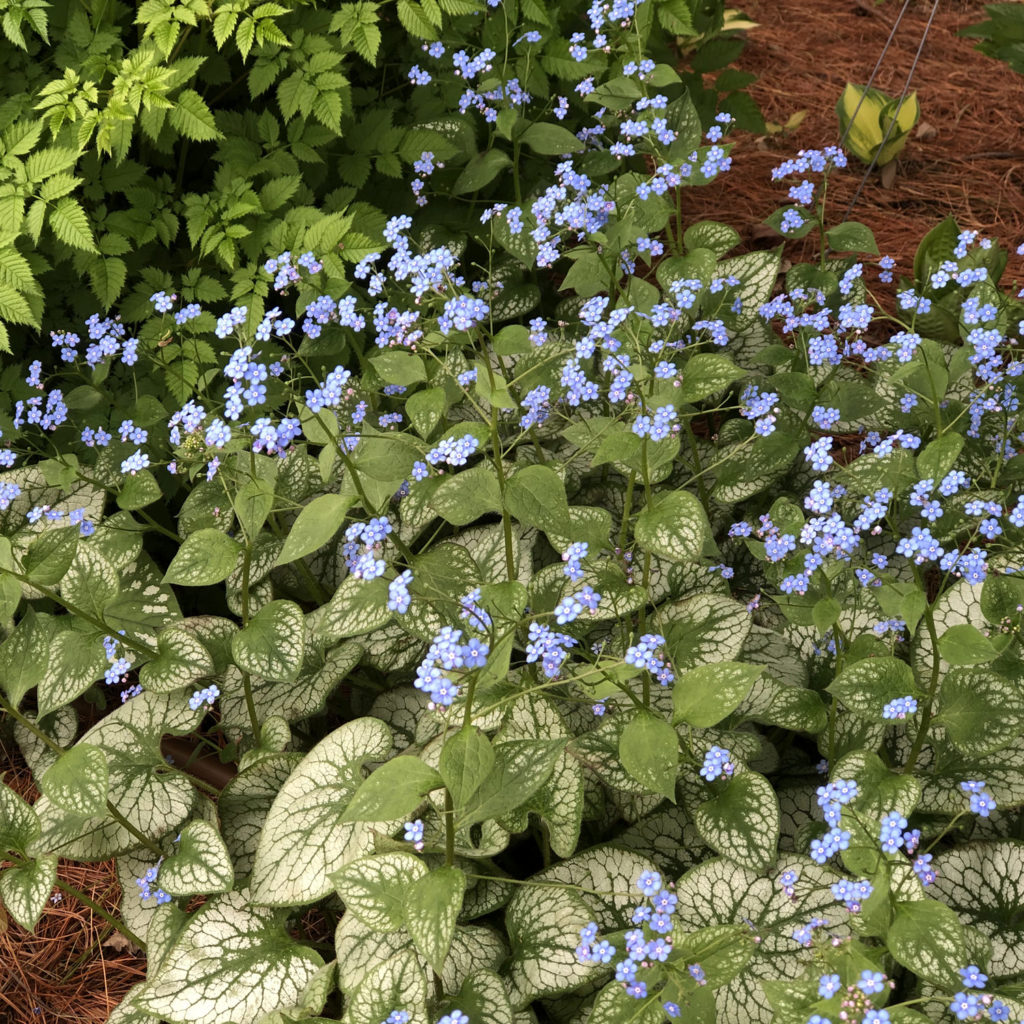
[0,1,1023,1023]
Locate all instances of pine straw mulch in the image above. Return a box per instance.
[0,735,146,1024]
[684,0,1024,287]
[4,3,1024,1022]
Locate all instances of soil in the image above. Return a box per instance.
[4,2,1024,1021]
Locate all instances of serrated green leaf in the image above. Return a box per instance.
[169,88,222,141]
[49,196,97,252]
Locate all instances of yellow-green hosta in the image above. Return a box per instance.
[836,82,920,167]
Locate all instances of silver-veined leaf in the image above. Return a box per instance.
[158,820,234,897]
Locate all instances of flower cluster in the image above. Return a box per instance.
[413,627,489,708]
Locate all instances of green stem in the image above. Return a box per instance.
[444,788,455,867]
[903,602,942,773]
[617,470,637,552]
[239,546,260,737]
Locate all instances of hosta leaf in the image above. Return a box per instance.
[158,820,234,896]
[249,717,395,906]
[672,662,761,728]
[331,851,426,931]
[0,854,57,931]
[690,771,780,872]
[139,624,215,693]
[931,841,1024,979]
[39,743,108,817]
[674,857,846,1023]
[405,865,466,974]
[887,898,967,989]
[138,890,324,1024]
[634,489,711,563]
[231,600,305,683]
[30,692,203,860]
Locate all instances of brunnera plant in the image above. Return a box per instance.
[0,4,1023,1024]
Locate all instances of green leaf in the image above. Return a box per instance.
[634,489,711,563]
[672,662,762,728]
[341,948,429,1024]
[39,743,108,817]
[170,88,222,141]
[138,891,324,1024]
[827,656,920,716]
[231,600,305,683]
[0,854,57,931]
[37,628,108,716]
[342,755,444,822]
[692,772,780,872]
[405,866,466,974]
[139,624,215,693]
[369,349,427,386]
[936,624,1000,666]
[163,528,241,586]
[316,576,391,644]
[0,783,40,854]
[49,196,98,252]
[31,691,203,859]
[158,820,234,896]
[504,464,572,541]
[117,468,162,510]
[677,353,747,403]
[330,851,427,931]
[618,712,678,801]
[249,717,395,906]
[0,610,51,707]
[825,221,879,255]
[453,149,512,194]
[430,465,503,526]
[439,727,495,810]
[275,494,351,566]
[23,526,78,585]
[935,667,1024,756]
[658,593,751,671]
[887,899,967,989]
[519,122,585,155]
[916,433,964,482]
[457,739,564,828]
[931,841,1024,978]
[233,478,274,540]
[444,970,515,1024]
[406,387,447,439]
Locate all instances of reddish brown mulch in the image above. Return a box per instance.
[684,0,1024,286]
